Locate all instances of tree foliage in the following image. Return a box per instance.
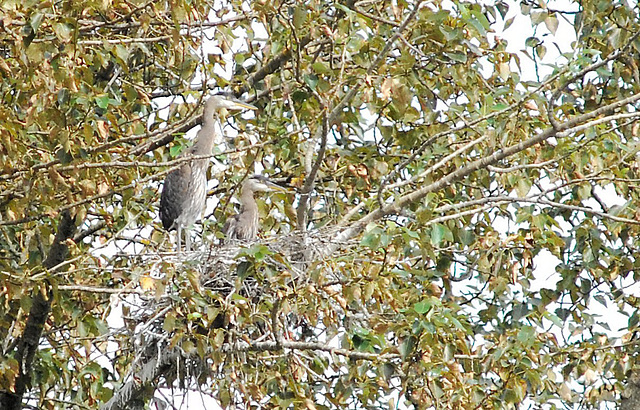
[2,0,640,408]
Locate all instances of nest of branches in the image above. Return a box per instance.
[103,228,352,409]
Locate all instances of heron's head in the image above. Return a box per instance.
[244,175,287,193]
[205,93,257,120]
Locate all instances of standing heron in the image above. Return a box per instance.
[160,94,257,251]
[223,175,287,242]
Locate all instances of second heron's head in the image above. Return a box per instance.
[204,93,257,120]
[243,174,287,194]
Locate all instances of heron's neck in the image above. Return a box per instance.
[240,189,258,213]
[193,116,222,153]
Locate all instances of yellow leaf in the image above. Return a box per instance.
[559,383,572,401]
[140,276,155,291]
[187,270,201,293]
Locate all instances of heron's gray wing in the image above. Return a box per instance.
[159,164,191,230]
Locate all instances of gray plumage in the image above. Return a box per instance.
[223,175,285,242]
[160,95,257,251]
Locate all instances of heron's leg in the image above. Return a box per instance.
[177,225,182,254]
[185,227,192,252]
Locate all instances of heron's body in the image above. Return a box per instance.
[159,95,257,251]
[159,145,209,231]
[223,175,285,242]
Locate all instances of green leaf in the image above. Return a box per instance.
[414,300,432,314]
[517,326,535,345]
[292,6,306,30]
[444,51,467,63]
[399,336,416,359]
[439,25,460,41]
[115,44,129,62]
[525,36,541,48]
[430,223,452,245]
[95,95,110,109]
[30,12,44,32]
[469,10,490,35]
[54,23,73,42]
[304,73,319,89]
[312,61,331,74]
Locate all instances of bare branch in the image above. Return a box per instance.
[432,195,640,226]
[232,340,400,361]
[297,110,329,231]
[78,13,253,33]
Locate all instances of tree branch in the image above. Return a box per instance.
[100,349,183,410]
[231,339,399,361]
[236,36,312,97]
[431,195,640,226]
[297,111,328,230]
[0,211,77,410]
[100,334,396,410]
[324,91,640,255]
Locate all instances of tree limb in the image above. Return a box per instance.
[0,211,77,410]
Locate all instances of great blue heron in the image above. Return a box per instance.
[223,175,286,242]
[160,94,257,251]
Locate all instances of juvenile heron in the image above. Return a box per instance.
[223,175,286,242]
[160,94,257,251]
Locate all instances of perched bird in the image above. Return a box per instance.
[160,94,257,251]
[223,175,286,242]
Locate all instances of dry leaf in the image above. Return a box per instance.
[140,276,155,291]
[96,120,109,141]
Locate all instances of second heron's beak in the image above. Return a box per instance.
[265,180,288,192]
[228,99,258,112]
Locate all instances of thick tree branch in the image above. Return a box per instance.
[0,211,77,410]
[101,349,182,410]
[431,195,640,226]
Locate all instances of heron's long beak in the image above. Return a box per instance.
[229,99,258,111]
[264,180,288,192]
